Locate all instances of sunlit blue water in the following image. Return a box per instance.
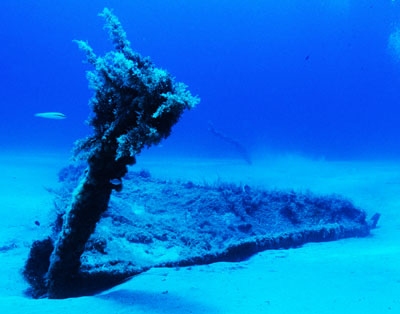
[1,0,400,160]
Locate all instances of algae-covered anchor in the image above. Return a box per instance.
[23,7,199,299]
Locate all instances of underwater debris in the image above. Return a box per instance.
[208,121,252,165]
[42,166,379,282]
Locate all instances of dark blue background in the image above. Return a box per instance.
[1,0,400,160]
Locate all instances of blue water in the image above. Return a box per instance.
[2,0,400,160]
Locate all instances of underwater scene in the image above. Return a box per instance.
[0,0,399,313]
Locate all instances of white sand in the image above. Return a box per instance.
[0,150,398,313]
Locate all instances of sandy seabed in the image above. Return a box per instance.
[0,149,398,313]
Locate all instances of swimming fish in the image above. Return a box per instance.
[34,112,67,119]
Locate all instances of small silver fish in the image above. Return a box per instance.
[34,112,67,119]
